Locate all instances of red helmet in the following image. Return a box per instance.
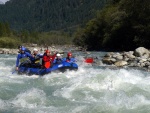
[67,52,72,56]
[46,50,50,53]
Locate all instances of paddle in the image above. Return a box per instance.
[12,70,16,74]
[84,57,94,63]
[12,66,18,74]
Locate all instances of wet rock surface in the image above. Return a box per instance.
[101,47,150,71]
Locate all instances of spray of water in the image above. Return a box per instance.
[0,54,150,113]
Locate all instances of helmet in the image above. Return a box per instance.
[46,50,50,53]
[56,53,61,57]
[21,47,26,51]
[67,52,72,56]
[18,45,22,49]
[33,48,38,52]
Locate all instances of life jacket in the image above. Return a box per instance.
[33,54,41,64]
[19,53,30,63]
[42,55,52,68]
[20,57,29,63]
[42,54,56,68]
[55,58,63,64]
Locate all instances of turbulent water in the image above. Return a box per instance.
[0,53,150,113]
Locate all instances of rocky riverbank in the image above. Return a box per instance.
[1,45,150,71]
[102,47,150,71]
[0,45,81,55]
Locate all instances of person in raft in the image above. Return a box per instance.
[63,52,76,63]
[30,48,43,68]
[53,53,63,64]
[16,47,33,71]
[42,50,56,68]
[18,45,31,54]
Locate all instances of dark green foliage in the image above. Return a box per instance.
[0,21,73,48]
[74,0,150,51]
[0,37,21,48]
[0,0,107,31]
[0,0,108,48]
[0,22,11,37]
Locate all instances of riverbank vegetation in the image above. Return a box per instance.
[73,0,150,51]
[0,23,73,48]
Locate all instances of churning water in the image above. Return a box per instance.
[0,53,150,113]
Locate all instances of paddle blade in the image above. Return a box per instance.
[45,62,50,68]
[84,58,94,63]
[12,70,16,74]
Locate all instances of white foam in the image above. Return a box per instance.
[0,54,150,112]
[12,88,47,108]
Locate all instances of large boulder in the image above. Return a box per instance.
[134,47,150,58]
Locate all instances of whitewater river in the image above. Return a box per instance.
[0,53,150,113]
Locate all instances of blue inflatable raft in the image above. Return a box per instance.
[18,62,78,75]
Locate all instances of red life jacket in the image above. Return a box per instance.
[42,54,56,68]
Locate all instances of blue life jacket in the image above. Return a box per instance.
[53,58,63,64]
[63,57,76,63]
[16,52,32,67]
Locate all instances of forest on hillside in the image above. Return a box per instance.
[0,0,149,51]
[74,0,150,51]
[0,0,107,48]
[0,0,107,31]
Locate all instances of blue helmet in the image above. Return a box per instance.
[21,47,26,51]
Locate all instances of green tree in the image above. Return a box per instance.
[74,0,150,51]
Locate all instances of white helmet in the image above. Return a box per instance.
[33,48,38,52]
[56,53,61,57]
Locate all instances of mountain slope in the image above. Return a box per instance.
[0,0,107,31]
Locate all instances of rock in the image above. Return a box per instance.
[31,43,37,47]
[110,58,117,63]
[134,47,150,58]
[102,57,113,64]
[144,61,150,67]
[142,53,149,59]
[128,62,137,67]
[140,63,145,67]
[124,52,136,59]
[147,58,150,61]
[93,60,103,66]
[124,57,129,61]
[104,52,114,57]
[104,53,111,57]
[139,59,147,63]
[114,61,128,67]
[128,51,134,55]
[116,55,123,60]
[102,47,150,71]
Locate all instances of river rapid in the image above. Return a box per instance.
[0,53,150,113]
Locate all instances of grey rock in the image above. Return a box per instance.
[114,61,128,67]
[134,47,150,58]
[102,57,113,64]
[116,55,123,60]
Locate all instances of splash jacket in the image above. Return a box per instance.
[16,52,33,67]
[53,58,63,64]
[63,57,76,63]
[42,54,56,68]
